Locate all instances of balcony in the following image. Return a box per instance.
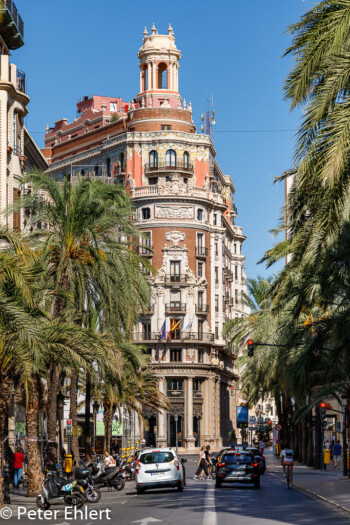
[144,161,194,174]
[195,247,208,258]
[167,390,184,398]
[132,332,158,342]
[165,303,187,314]
[0,0,24,49]
[195,305,209,315]
[165,274,189,285]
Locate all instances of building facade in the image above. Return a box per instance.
[0,1,47,230]
[44,25,248,449]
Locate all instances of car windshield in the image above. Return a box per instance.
[140,452,174,464]
[222,453,252,462]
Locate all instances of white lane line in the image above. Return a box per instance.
[202,481,217,525]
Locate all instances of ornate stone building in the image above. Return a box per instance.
[44,25,248,449]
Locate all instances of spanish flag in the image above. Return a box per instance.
[168,318,181,339]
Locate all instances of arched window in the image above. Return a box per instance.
[142,64,148,91]
[149,150,158,169]
[106,158,111,177]
[183,151,189,169]
[158,63,168,89]
[119,153,125,172]
[165,149,176,168]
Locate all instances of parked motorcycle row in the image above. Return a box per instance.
[36,454,137,510]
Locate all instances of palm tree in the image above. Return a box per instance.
[15,171,152,462]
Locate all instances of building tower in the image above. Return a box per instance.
[45,25,248,450]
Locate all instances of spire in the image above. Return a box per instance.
[143,26,148,38]
[168,23,174,36]
[151,22,157,35]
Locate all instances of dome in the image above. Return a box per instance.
[138,24,181,58]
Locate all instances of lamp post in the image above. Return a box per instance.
[174,415,179,455]
[93,401,100,455]
[57,392,65,474]
[341,394,348,476]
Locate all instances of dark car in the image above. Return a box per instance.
[210,447,232,473]
[215,451,261,489]
[233,446,266,475]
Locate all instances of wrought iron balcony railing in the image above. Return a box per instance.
[165,303,187,313]
[144,161,194,173]
[195,247,208,258]
[195,304,209,314]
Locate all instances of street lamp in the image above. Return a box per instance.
[174,415,179,455]
[57,392,65,474]
[93,401,100,455]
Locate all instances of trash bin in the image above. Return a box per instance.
[275,443,281,456]
[324,449,331,465]
[64,454,73,474]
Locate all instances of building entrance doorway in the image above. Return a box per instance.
[167,414,183,447]
[194,416,201,447]
[145,415,156,447]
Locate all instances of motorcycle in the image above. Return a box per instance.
[36,471,86,510]
[73,468,102,503]
[118,459,136,481]
[87,461,125,491]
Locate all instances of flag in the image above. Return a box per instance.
[160,320,166,340]
[185,321,193,330]
[180,318,184,330]
[168,318,175,340]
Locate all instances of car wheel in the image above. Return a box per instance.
[254,478,261,489]
[215,481,222,489]
[137,487,145,495]
[177,481,184,492]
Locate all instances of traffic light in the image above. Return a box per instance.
[247,339,254,357]
[66,419,73,436]
[320,401,326,419]
[230,386,234,397]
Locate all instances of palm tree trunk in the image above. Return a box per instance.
[26,375,43,496]
[103,399,114,453]
[314,403,322,469]
[301,418,308,464]
[306,409,314,466]
[69,369,79,462]
[46,365,60,468]
[0,373,14,506]
[85,372,91,461]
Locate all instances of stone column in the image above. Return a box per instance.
[153,61,157,90]
[157,378,167,446]
[185,378,196,448]
[139,68,143,93]
[202,378,210,442]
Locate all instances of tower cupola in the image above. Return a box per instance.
[137,23,181,108]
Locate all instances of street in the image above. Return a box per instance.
[7,456,350,525]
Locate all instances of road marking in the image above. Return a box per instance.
[132,518,162,524]
[202,481,217,525]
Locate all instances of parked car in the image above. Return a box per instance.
[215,451,261,489]
[135,448,187,494]
[210,447,232,473]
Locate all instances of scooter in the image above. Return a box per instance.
[88,461,125,491]
[36,471,86,510]
[73,468,102,503]
[119,459,136,481]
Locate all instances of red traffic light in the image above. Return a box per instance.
[67,419,72,425]
[320,402,326,408]
[268,420,272,425]
[248,339,253,346]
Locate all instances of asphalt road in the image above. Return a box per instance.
[5,455,350,525]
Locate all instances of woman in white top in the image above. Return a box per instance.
[103,451,116,468]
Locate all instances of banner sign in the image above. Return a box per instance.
[237,406,248,428]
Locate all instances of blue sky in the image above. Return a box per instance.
[14,0,311,280]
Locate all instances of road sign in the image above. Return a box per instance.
[257,416,264,424]
[249,416,256,424]
[72,425,82,438]
[264,417,271,424]
[248,426,257,431]
[275,424,282,431]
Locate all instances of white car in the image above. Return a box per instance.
[135,447,186,494]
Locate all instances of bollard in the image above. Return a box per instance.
[64,454,73,474]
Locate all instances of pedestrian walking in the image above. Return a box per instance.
[333,440,342,468]
[259,440,265,456]
[13,446,24,488]
[204,445,214,479]
[193,446,210,480]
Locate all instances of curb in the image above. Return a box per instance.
[268,470,350,516]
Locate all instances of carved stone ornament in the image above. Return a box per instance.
[155,205,193,219]
[156,345,165,359]
[193,405,203,418]
[187,348,195,360]
[165,231,185,245]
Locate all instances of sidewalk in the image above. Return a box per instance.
[266,447,350,513]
